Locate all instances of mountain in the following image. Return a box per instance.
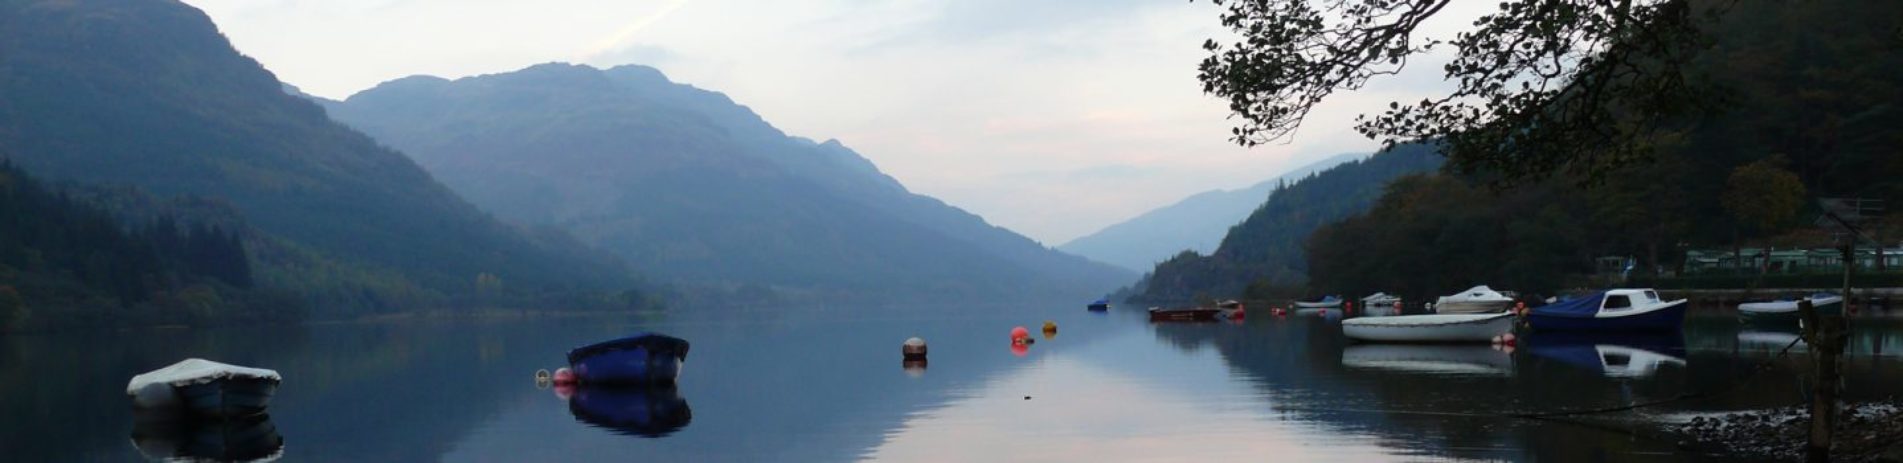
[0,0,639,314]
[1127,143,1443,302]
[323,63,1132,300]
[1058,152,1366,272]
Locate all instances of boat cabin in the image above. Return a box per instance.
[1599,289,1663,314]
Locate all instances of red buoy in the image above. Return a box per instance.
[553,367,578,386]
[1011,326,1030,340]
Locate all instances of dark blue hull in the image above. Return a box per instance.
[1527,302,1686,333]
[1086,303,1109,311]
[175,378,277,419]
[573,349,683,385]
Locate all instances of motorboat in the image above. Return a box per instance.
[1340,344,1513,376]
[1148,306,1220,322]
[1087,299,1110,311]
[1738,293,1844,324]
[126,358,280,419]
[1433,285,1514,314]
[568,333,690,385]
[1294,295,1344,308]
[1361,292,1402,307]
[1525,289,1686,333]
[1340,312,1517,343]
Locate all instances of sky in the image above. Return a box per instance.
[184,0,1479,245]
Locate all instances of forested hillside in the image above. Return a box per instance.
[0,0,649,317]
[1125,143,1442,302]
[1304,0,1903,301]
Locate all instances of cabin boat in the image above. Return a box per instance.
[568,333,690,385]
[1433,285,1514,314]
[126,359,280,419]
[1737,293,1844,324]
[1525,288,1686,333]
[1148,306,1221,322]
[1294,295,1344,309]
[1361,292,1402,307]
[1087,299,1111,311]
[1340,345,1513,376]
[1340,313,1517,343]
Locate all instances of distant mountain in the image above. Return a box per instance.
[0,0,640,314]
[325,63,1132,300]
[1128,143,1443,302]
[1058,153,1366,272]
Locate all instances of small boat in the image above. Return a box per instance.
[1087,299,1111,311]
[126,358,280,419]
[568,385,693,438]
[1340,313,1516,343]
[568,333,690,385]
[1148,306,1220,322]
[1294,295,1343,308]
[1525,288,1686,333]
[1214,299,1246,319]
[1738,293,1844,324]
[1340,345,1513,376]
[131,412,284,462]
[1433,285,1514,313]
[1361,292,1402,307]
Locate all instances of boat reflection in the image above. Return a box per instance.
[566,385,693,438]
[1737,327,1807,353]
[1526,333,1687,378]
[130,411,284,462]
[1339,344,1514,376]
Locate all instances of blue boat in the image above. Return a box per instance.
[1525,289,1686,333]
[567,333,690,385]
[1087,299,1110,311]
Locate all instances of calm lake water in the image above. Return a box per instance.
[5,301,1902,462]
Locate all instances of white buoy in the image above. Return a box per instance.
[902,337,928,360]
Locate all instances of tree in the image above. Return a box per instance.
[1198,0,1725,183]
[1721,155,1807,234]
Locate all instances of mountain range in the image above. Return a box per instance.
[321,63,1133,300]
[1057,153,1366,272]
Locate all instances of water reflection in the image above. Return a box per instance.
[1340,345,1514,376]
[566,386,693,438]
[129,412,283,462]
[1525,333,1687,379]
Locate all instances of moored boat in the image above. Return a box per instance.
[1294,295,1343,308]
[1525,288,1686,333]
[1087,299,1111,311]
[1433,285,1514,314]
[568,333,690,385]
[126,358,280,419]
[1361,292,1401,307]
[1737,293,1844,324]
[1340,312,1517,343]
[1148,306,1221,322]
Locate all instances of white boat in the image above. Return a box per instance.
[1340,313,1517,343]
[1294,295,1343,308]
[1361,292,1402,307]
[1433,285,1514,314]
[1738,293,1844,323]
[1340,345,1513,376]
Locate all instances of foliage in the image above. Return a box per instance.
[1721,155,1807,234]
[1128,143,1442,302]
[1198,0,1727,184]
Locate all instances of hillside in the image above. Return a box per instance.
[1059,152,1364,272]
[0,0,640,314]
[1126,143,1443,302]
[324,63,1132,300]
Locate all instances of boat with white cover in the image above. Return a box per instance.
[1294,295,1343,308]
[1433,285,1514,314]
[127,358,281,418]
[1341,312,1517,343]
[1361,292,1402,307]
[1738,293,1844,324]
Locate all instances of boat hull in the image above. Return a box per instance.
[573,349,685,386]
[174,378,277,419]
[1527,301,1686,333]
[1294,300,1342,308]
[1086,303,1109,312]
[1341,313,1517,343]
[1433,300,1512,314]
[1148,308,1219,322]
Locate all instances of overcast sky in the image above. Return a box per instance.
[184,0,1475,245]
